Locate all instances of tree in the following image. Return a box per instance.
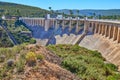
[51,10,54,14]
[48,7,52,14]
[49,7,52,11]
[5,10,9,16]
[69,10,73,16]
[93,13,96,16]
[62,12,65,17]
[48,7,54,17]
[56,10,59,13]
[93,13,96,19]
[16,9,21,16]
[113,15,117,19]
[76,10,79,17]
[98,14,102,19]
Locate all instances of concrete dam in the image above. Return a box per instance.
[20,17,120,69]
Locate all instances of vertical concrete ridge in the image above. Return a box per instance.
[36,39,49,46]
[55,34,83,45]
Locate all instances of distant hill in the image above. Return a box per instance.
[0,1,49,17]
[1,1,120,18]
[56,9,120,16]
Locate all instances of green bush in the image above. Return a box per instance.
[71,45,80,52]
[29,38,36,44]
[105,63,118,71]
[25,52,37,66]
[16,58,25,72]
[36,54,44,60]
[107,76,116,80]
[0,67,7,79]
[47,44,120,80]
[0,29,13,47]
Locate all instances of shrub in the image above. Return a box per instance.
[29,38,36,44]
[7,59,15,67]
[0,67,7,79]
[36,54,44,60]
[0,55,6,62]
[107,76,116,80]
[71,45,80,52]
[105,63,118,71]
[16,58,25,72]
[62,56,87,74]
[25,52,37,66]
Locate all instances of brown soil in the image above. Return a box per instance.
[12,44,80,80]
[22,60,79,80]
[27,44,62,65]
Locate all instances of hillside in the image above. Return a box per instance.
[56,9,120,16]
[0,26,13,47]
[0,44,79,80]
[0,1,51,47]
[1,1,120,18]
[0,1,49,17]
[0,19,36,47]
[47,44,120,80]
[0,44,120,80]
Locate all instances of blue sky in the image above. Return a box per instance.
[0,0,120,10]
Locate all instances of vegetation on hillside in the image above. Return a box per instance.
[1,1,120,20]
[0,44,26,79]
[0,2,50,17]
[0,44,79,80]
[57,9,120,20]
[0,44,44,79]
[47,44,120,80]
[0,27,13,47]
[0,20,36,45]
[0,42,119,79]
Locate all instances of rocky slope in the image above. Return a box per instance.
[0,44,79,80]
[23,60,79,80]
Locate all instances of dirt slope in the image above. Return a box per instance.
[12,45,80,80]
[22,60,79,80]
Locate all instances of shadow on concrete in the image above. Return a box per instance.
[21,22,86,45]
